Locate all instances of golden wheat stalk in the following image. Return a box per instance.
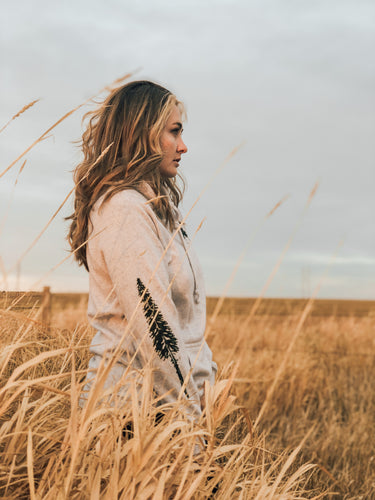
[205,194,290,342]
[4,227,106,314]
[0,160,27,239]
[0,99,40,134]
[254,238,344,429]
[229,181,320,357]
[3,143,115,285]
[0,71,136,179]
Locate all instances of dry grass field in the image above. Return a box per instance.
[1,294,374,498]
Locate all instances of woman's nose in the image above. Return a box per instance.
[177,138,188,154]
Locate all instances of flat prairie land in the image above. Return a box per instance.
[1,293,374,498]
[207,296,375,317]
[3,290,375,317]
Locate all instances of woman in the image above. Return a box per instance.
[68,80,217,419]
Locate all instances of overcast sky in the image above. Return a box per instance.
[1,0,374,299]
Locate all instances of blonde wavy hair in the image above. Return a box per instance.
[67,80,185,270]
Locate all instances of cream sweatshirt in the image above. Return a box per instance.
[83,183,217,418]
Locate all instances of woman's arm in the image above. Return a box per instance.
[90,192,202,416]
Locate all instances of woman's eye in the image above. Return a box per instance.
[171,128,183,135]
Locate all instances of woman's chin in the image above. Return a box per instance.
[160,166,178,178]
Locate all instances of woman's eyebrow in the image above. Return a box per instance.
[171,122,182,129]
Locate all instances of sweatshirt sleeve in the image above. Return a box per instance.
[91,193,202,417]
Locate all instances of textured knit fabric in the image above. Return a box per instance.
[83,182,217,418]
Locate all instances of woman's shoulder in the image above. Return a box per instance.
[91,188,159,231]
[94,188,149,214]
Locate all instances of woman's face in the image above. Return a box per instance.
[159,105,188,178]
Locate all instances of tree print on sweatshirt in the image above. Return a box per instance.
[136,278,189,397]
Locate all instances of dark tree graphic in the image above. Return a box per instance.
[137,278,189,397]
[180,227,188,239]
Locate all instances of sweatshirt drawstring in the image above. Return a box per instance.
[177,223,200,305]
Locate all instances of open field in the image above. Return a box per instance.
[2,290,375,318]
[1,295,374,498]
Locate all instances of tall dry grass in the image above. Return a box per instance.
[2,301,374,498]
[0,306,320,499]
[209,310,375,498]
